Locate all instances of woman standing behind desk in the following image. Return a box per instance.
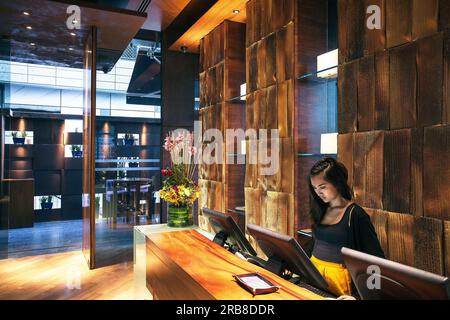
[307,158,385,299]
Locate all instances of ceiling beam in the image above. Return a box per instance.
[163,0,218,51]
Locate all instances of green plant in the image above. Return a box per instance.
[71,145,81,152]
[40,196,53,204]
[11,131,27,138]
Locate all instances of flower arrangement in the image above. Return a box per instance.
[160,130,199,207]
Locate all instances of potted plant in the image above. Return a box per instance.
[71,145,83,158]
[124,133,135,146]
[12,131,26,145]
[40,196,53,210]
[160,130,199,227]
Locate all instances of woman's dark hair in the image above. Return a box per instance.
[308,157,353,227]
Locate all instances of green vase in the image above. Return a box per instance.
[168,205,192,227]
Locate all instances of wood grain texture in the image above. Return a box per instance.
[389,43,417,129]
[337,133,354,188]
[383,129,411,213]
[423,125,450,220]
[276,23,295,83]
[368,209,390,258]
[146,230,323,300]
[246,44,258,94]
[353,131,384,208]
[445,221,450,276]
[338,0,349,64]
[363,0,386,56]
[444,32,450,124]
[386,0,412,48]
[257,39,267,90]
[338,61,358,133]
[416,33,443,127]
[265,33,277,87]
[412,0,438,40]
[387,212,414,266]
[411,127,424,217]
[343,0,365,62]
[413,216,444,275]
[245,187,262,226]
[374,50,390,130]
[0,251,137,300]
[358,55,376,132]
[440,0,450,31]
[277,79,294,138]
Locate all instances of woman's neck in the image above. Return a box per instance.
[329,196,350,208]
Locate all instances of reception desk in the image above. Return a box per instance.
[144,228,323,300]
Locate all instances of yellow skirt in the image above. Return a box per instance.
[310,255,352,297]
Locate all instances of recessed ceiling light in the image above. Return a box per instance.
[23,12,30,16]
[70,32,76,36]
[26,26,32,30]
[69,47,74,51]
[30,43,35,46]
[232,9,240,14]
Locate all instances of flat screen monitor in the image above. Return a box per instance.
[342,247,450,300]
[247,223,329,291]
[202,207,257,257]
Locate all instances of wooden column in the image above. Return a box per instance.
[198,21,246,231]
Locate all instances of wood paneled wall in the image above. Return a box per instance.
[338,0,450,276]
[198,21,246,231]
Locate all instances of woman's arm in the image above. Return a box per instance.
[353,208,386,259]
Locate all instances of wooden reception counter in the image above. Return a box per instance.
[145,229,323,300]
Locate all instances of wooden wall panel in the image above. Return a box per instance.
[389,43,417,129]
[417,33,443,127]
[387,212,414,266]
[277,80,294,138]
[265,33,277,87]
[423,125,450,221]
[358,55,376,132]
[276,23,294,83]
[345,0,365,62]
[337,133,354,187]
[369,209,390,258]
[444,32,450,124]
[363,0,386,56]
[413,216,444,275]
[257,40,267,90]
[412,0,438,40]
[374,51,390,130]
[411,128,424,217]
[445,221,450,276]
[246,45,258,94]
[386,0,412,48]
[338,61,358,133]
[245,187,262,226]
[353,133,367,205]
[383,129,411,213]
[440,0,450,31]
[338,0,349,64]
[364,131,384,209]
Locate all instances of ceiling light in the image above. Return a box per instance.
[23,12,30,16]
[26,26,32,30]
[70,32,76,36]
[69,47,74,51]
[233,9,240,14]
[30,43,35,46]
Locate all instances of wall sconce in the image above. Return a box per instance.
[317,49,338,79]
[320,133,338,155]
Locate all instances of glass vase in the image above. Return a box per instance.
[168,204,192,228]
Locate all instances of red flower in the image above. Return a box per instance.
[173,185,179,193]
[161,169,167,175]
[167,169,173,176]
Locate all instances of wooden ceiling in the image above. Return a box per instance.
[168,0,247,53]
[0,0,146,69]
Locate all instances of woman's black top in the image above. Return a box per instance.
[305,203,385,261]
[311,205,352,263]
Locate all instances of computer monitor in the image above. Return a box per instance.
[247,223,329,291]
[202,207,257,257]
[342,247,450,300]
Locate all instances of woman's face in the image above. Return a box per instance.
[310,172,340,204]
